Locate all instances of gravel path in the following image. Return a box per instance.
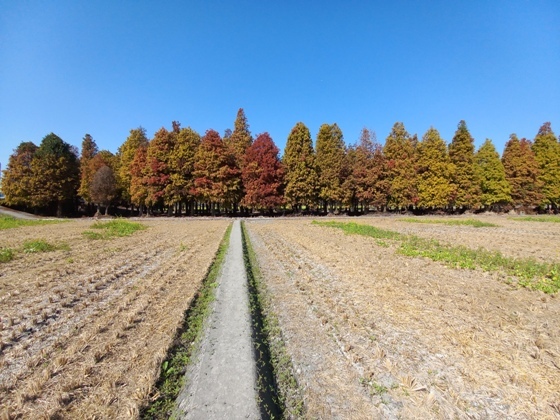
[176,220,260,419]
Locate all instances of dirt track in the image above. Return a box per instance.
[245,217,560,419]
[0,218,229,418]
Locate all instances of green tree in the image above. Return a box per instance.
[30,133,80,217]
[282,122,318,211]
[416,127,454,210]
[315,123,345,212]
[448,120,481,209]
[383,122,417,209]
[2,142,38,208]
[532,122,560,208]
[502,134,543,208]
[78,134,98,205]
[474,139,511,209]
[117,127,149,205]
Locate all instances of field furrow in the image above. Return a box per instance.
[245,218,560,419]
[0,218,229,418]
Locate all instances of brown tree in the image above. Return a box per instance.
[91,165,117,215]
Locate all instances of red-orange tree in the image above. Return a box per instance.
[2,142,38,208]
[241,132,284,211]
[193,129,241,213]
[502,134,543,207]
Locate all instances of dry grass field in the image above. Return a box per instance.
[0,218,229,418]
[245,216,560,419]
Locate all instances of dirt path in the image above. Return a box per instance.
[176,220,260,419]
[0,205,42,219]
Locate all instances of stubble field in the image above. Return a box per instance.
[245,215,560,419]
[1,215,559,419]
[0,218,229,418]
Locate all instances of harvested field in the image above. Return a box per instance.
[0,218,229,418]
[378,214,560,263]
[245,217,560,419]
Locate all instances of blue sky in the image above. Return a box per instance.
[1,1,559,171]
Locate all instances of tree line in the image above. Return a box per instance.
[2,109,559,217]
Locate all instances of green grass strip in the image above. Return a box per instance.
[241,221,305,419]
[22,239,70,253]
[509,215,560,223]
[315,220,560,294]
[142,223,232,419]
[0,248,15,263]
[399,217,498,228]
[0,215,64,230]
[83,219,146,239]
[312,220,404,240]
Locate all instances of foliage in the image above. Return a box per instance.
[193,129,241,208]
[2,142,38,207]
[30,133,80,217]
[448,121,481,208]
[283,122,318,209]
[90,166,117,213]
[475,139,511,207]
[78,134,99,203]
[502,135,543,207]
[117,127,149,204]
[144,126,176,207]
[0,215,63,229]
[143,224,232,419]
[82,219,146,239]
[416,127,454,209]
[532,122,560,207]
[241,132,285,210]
[226,108,252,169]
[352,128,388,209]
[399,218,498,227]
[168,126,200,206]
[129,144,149,209]
[315,123,345,208]
[383,122,417,209]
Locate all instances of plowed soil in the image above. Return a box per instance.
[0,218,229,418]
[245,216,560,419]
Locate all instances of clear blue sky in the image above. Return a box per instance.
[1,1,559,171]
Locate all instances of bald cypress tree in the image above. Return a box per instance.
[416,127,454,210]
[383,122,417,210]
[532,122,560,208]
[117,127,149,206]
[225,108,252,212]
[30,133,80,217]
[502,134,543,208]
[448,120,481,209]
[315,123,345,212]
[2,142,38,208]
[78,134,98,205]
[475,139,511,209]
[283,122,318,211]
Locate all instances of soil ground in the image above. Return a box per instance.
[176,220,260,419]
[245,215,560,419]
[0,218,229,418]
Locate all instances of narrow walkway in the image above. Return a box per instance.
[176,220,260,419]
